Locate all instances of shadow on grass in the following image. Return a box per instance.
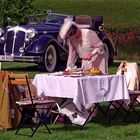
[89,106,140,128]
[2,62,66,73]
[49,104,140,132]
[50,124,88,132]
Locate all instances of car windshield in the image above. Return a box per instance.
[28,13,73,25]
[46,14,73,24]
[28,13,48,25]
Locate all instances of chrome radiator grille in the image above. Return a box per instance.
[5,29,26,55]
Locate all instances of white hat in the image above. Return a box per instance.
[59,18,77,40]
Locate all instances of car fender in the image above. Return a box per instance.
[98,31,117,56]
[26,34,60,54]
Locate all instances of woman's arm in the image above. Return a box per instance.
[83,30,104,60]
[90,30,104,54]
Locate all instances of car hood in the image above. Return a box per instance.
[8,24,60,33]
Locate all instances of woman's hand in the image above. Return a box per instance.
[83,54,93,61]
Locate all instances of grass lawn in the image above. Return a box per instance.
[1,62,40,78]
[1,0,140,139]
[1,61,140,140]
[1,110,140,140]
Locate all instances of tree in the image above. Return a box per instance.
[0,0,38,27]
[0,0,6,26]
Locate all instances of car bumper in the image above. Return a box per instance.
[0,55,42,63]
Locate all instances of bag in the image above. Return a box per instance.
[50,113,72,124]
[58,100,90,125]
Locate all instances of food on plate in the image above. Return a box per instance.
[88,68,102,75]
[63,69,85,77]
[63,69,73,74]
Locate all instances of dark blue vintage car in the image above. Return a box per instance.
[0,11,116,72]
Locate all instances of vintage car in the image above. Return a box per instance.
[0,11,117,72]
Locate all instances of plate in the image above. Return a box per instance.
[70,74,83,78]
[88,73,102,76]
[48,71,64,76]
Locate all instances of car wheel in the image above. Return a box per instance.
[44,44,58,72]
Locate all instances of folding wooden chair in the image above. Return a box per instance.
[8,73,56,137]
[111,90,140,122]
[110,61,140,122]
[123,90,140,121]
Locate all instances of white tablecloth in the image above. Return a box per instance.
[33,74,130,111]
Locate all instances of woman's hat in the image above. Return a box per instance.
[59,18,77,40]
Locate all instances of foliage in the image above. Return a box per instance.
[0,0,41,27]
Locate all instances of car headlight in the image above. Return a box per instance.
[0,36,5,44]
[0,28,4,37]
[27,28,36,38]
[19,47,24,53]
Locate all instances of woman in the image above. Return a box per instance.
[59,19,108,74]
[59,19,108,118]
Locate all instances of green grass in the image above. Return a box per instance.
[1,62,40,78]
[1,0,140,139]
[1,112,140,140]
